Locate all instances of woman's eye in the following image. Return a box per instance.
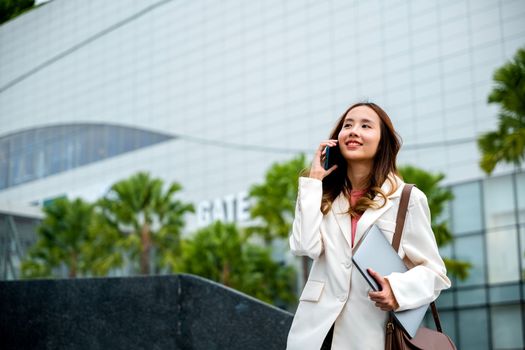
[362,124,370,128]
[343,123,351,128]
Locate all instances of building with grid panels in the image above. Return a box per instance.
[0,1,524,348]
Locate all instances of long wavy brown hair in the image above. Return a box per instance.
[320,102,402,215]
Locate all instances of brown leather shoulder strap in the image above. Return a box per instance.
[393,184,443,333]
[430,301,443,332]
[392,184,414,252]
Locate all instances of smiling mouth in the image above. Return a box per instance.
[345,140,363,147]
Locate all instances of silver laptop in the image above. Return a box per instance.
[352,224,428,338]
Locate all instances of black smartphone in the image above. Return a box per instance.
[323,146,339,170]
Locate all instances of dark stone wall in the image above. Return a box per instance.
[0,274,293,350]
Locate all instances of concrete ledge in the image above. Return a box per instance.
[0,274,293,349]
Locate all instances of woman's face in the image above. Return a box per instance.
[337,106,382,164]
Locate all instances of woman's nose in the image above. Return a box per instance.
[348,126,359,136]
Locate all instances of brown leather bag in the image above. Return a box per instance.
[385,185,457,350]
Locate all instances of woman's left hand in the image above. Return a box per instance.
[367,268,399,311]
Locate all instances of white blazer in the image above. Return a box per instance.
[286,175,451,350]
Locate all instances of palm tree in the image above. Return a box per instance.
[247,154,310,283]
[248,154,307,243]
[97,172,194,275]
[177,221,296,305]
[21,197,94,278]
[478,47,525,174]
[399,165,470,280]
[0,0,34,25]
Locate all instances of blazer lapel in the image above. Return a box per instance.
[353,176,405,250]
[331,194,352,248]
[331,175,405,250]
[353,200,393,248]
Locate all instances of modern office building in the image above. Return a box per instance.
[0,0,524,348]
[0,205,42,280]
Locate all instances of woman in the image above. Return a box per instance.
[286,102,451,350]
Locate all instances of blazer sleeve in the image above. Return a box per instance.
[289,177,325,260]
[385,188,451,311]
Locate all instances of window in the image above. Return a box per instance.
[456,287,486,306]
[490,305,524,349]
[486,226,520,284]
[458,308,489,350]
[483,175,516,230]
[521,224,525,282]
[455,235,486,287]
[516,172,525,224]
[449,182,483,238]
[0,124,174,190]
[489,284,521,303]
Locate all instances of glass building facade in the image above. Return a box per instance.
[0,124,174,189]
[1,1,525,348]
[0,211,41,280]
[434,172,525,349]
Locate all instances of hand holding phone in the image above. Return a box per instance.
[310,140,339,180]
[323,145,339,170]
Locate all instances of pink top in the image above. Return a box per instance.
[350,189,367,247]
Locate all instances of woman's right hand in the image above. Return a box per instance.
[309,140,339,180]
